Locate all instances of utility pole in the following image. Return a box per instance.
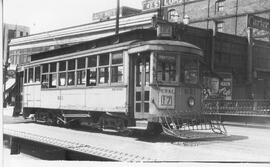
[158,0,164,19]
[115,0,120,35]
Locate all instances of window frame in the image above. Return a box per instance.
[216,21,224,32]
[180,55,200,85]
[215,0,225,13]
[111,52,124,84]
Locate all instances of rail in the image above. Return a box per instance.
[203,99,270,117]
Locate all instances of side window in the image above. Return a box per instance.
[98,54,109,84]
[59,61,66,86]
[34,66,40,82]
[41,64,49,88]
[87,55,97,86]
[49,62,57,88]
[111,52,123,83]
[28,68,34,83]
[24,69,28,83]
[77,57,86,85]
[67,59,75,86]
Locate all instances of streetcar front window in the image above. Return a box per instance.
[181,56,199,84]
[156,54,176,82]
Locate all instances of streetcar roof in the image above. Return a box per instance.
[129,40,203,56]
[24,39,203,67]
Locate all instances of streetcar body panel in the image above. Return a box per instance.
[21,38,206,131]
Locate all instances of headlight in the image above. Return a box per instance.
[187,97,195,107]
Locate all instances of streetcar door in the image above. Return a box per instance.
[134,53,150,119]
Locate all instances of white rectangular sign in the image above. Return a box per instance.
[158,87,175,109]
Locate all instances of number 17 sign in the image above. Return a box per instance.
[158,87,175,109]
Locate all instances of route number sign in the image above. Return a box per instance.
[158,87,175,109]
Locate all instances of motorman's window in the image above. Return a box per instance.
[111,53,123,83]
[157,54,176,82]
[181,56,198,84]
[34,66,40,82]
[28,68,34,83]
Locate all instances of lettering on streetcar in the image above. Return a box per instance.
[158,87,175,109]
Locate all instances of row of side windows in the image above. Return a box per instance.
[24,52,124,88]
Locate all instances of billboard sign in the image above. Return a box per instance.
[247,14,270,32]
[142,0,196,11]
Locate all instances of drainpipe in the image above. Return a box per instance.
[235,0,239,35]
[207,0,210,29]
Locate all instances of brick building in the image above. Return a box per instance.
[143,0,270,41]
[7,1,270,99]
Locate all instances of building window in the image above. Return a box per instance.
[167,9,179,22]
[216,21,224,32]
[216,0,225,13]
[20,31,24,37]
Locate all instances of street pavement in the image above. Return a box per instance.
[3,115,270,162]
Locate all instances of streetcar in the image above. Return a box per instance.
[19,29,226,139]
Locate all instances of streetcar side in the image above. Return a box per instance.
[22,41,134,127]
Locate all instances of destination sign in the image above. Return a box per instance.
[247,14,270,32]
[142,0,196,10]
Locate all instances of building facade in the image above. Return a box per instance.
[7,1,270,99]
[142,0,270,41]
